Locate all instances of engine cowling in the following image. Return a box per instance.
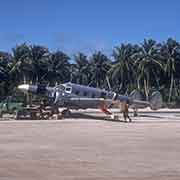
[51,88,65,106]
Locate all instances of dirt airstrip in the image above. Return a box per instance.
[0,110,180,180]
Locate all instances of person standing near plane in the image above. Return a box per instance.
[121,102,132,122]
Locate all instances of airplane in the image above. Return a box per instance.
[17,82,163,121]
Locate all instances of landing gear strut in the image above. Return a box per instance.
[133,108,138,117]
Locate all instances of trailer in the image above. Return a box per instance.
[15,105,54,120]
[0,96,62,120]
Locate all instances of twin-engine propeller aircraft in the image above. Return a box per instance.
[18,82,163,121]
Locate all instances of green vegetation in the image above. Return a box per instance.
[0,38,180,106]
[0,96,24,117]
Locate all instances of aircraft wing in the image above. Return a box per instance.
[129,99,150,109]
[69,97,151,109]
[69,97,116,114]
[69,97,113,105]
[69,97,128,108]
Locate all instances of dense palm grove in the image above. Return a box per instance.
[1,38,180,105]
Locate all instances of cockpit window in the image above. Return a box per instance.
[66,87,71,91]
[56,85,65,91]
[65,86,72,93]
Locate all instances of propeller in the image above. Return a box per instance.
[51,88,65,106]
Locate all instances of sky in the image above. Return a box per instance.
[0,0,180,55]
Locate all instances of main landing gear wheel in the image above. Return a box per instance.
[61,109,71,117]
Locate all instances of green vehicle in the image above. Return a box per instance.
[0,96,24,119]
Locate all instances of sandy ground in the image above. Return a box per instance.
[0,110,180,180]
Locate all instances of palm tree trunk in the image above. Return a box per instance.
[23,74,27,84]
[144,79,148,101]
[137,78,140,90]
[168,74,174,103]
[35,74,38,85]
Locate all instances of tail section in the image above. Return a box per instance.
[129,90,163,110]
[129,90,146,109]
[149,91,163,110]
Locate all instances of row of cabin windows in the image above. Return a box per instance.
[74,90,107,98]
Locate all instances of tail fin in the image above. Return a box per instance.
[150,91,163,110]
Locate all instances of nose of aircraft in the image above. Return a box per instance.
[18,84,38,93]
[18,84,30,92]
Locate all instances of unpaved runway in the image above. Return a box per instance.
[0,112,180,180]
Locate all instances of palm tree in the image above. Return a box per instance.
[46,51,70,85]
[109,44,139,93]
[10,43,32,84]
[29,45,50,84]
[0,51,11,81]
[135,39,164,100]
[89,51,111,88]
[160,38,180,102]
[73,53,91,85]
[0,51,13,97]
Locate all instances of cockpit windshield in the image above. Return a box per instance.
[55,84,65,91]
[55,83,72,94]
